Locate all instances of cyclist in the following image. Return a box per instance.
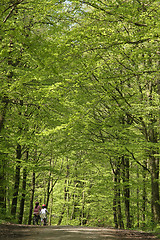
[33,201,41,225]
[40,204,49,225]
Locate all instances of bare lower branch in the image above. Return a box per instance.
[3,0,24,23]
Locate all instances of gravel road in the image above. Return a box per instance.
[0,224,158,240]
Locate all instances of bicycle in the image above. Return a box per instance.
[33,214,40,225]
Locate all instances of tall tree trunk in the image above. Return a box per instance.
[150,154,160,223]
[113,180,118,229]
[18,151,28,224]
[147,79,160,223]
[46,156,59,208]
[11,98,23,218]
[149,119,160,223]
[140,115,160,224]
[18,167,27,224]
[142,160,147,227]
[57,204,66,225]
[49,178,54,226]
[57,162,69,225]
[11,143,22,218]
[112,159,124,229]
[0,38,12,133]
[80,190,85,225]
[0,158,6,215]
[117,177,124,229]
[136,166,139,228]
[70,192,77,221]
[0,97,9,133]
[122,156,131,228]
[57,178,69,226]
[46,158,52,208]
[28,171,35,225]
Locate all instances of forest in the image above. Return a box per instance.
[0,0,160,231]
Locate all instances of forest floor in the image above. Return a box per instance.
[0,223,159,240]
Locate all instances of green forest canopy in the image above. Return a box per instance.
[0,0,160,229]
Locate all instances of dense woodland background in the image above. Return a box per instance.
[0,0,160,230]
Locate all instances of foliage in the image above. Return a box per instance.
[0,0,160,230]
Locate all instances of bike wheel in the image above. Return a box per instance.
[44,219,46,225]
[33,215,39,225]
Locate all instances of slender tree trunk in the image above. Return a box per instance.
[112,161,124,229]
[18,167,27,224]
[122,156,131,228]
[46,156,59,208]
[149,119,160,223]
[57,178,68,226]
[147,79,160,223]
[142,160,147,227]
[150,155,160,223]
[136,166,139,228]
[0,97,9,133]
[49,178,54,226]
[70,193,76,220]
[11,143,22,218]
[11,99,23,218]
[18,151,28,224]
[0,158,6,215]
[113,188,118,229]
[117,178,124,229]
[0,38,12,133]
[28,171,35,225]
[57,205,66,225]
[57,162,69,225]
[46,158,52,208]
[113,171,118,229]
[81,190,85,225]
[140,118,160,224]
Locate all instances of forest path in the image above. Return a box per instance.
[0,224,158,240]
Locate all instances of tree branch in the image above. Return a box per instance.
[3,0,24,23]
[125,147,150,173]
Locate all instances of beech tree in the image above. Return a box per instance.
[0,0,67,220]
[0,0,160,230]
[56,0,160,227]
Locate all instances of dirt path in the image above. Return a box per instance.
[0,224,158,240]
